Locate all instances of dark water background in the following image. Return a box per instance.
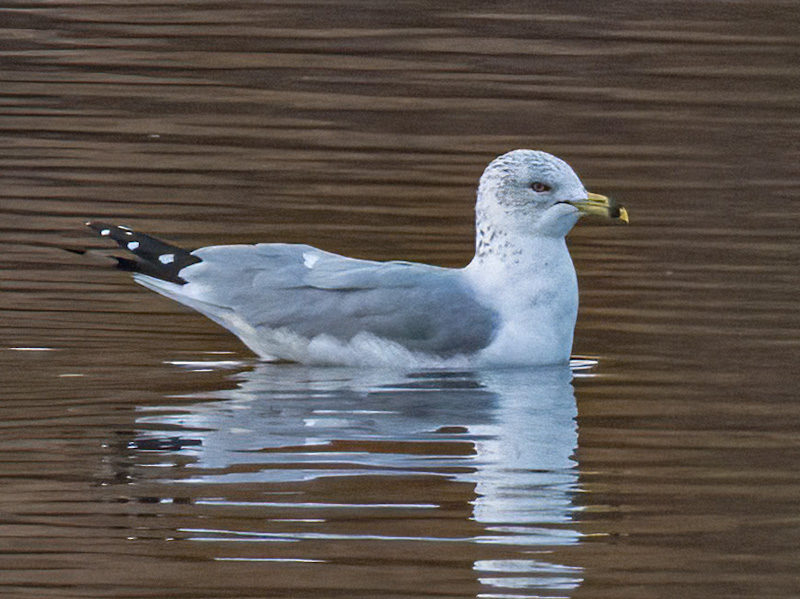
[2,1,799,597]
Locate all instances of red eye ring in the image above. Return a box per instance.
[531,182,550,192]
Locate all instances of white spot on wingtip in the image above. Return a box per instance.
[127,241,140,251]
[303,252,320,269]
[159,253,175,264]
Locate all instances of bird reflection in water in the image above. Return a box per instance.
[125,363,586,596]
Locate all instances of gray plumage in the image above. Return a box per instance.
[174,243,498,356]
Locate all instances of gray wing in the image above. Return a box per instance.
[181,243,498,356]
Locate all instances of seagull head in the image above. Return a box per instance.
[476,149,628,238]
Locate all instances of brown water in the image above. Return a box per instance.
[2,1,800,597]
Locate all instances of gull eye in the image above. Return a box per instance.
[530,182,550,193]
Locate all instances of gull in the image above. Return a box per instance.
[87,149,628,367]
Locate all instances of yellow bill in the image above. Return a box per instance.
[569,192,629,223]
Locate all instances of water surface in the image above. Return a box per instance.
[1,1,799,597]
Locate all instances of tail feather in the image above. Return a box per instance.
[87,221,201,284]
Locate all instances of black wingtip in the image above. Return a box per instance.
[87,221,201,284]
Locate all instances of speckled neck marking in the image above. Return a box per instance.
[475,224,523,262]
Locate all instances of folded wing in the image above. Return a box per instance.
[145,243,499,358]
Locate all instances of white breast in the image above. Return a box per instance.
[463,236,579,366]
